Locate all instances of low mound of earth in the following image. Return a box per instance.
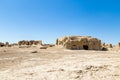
[0,47,120,80]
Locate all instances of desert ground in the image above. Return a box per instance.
[0,47,120,80]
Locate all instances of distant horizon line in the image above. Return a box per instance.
[0,35,119,45]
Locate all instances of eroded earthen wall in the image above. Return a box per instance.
[18,40,42,46]
[56,36,101,50]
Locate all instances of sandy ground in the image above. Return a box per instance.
[0,47,120,80]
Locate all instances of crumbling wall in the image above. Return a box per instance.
[88,38,101,50]
[101,42,113,50]
[18,40,42,46]
[0,42,5,47]
[0,42,12,47]
[56,36,101,50]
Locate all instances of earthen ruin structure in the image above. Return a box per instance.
[56,36,101,50]
[18,40,42,46]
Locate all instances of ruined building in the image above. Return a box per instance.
[18,40,42,46]
[102,42,113,48]
[0,42,11,47]
[56,36,101,50]
[0,42,5,47]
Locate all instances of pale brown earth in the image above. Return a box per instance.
[0,47,120,80]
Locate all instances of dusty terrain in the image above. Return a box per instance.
[0,47,120,80]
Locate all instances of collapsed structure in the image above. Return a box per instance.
[18,40,42,46]
[0,42,11,47]
[56,36,101,50]
[0,42,5,47]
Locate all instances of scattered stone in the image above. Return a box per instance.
[59,68,65,71]
[3,50,7,52]
[31,51,38,53]
[40,46,47,49]
[101,47,108,51]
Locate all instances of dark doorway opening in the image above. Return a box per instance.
[83,45,88,50]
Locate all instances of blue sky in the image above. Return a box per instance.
[0,0,120,44]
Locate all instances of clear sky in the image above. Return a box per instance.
[0,0,120,44]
